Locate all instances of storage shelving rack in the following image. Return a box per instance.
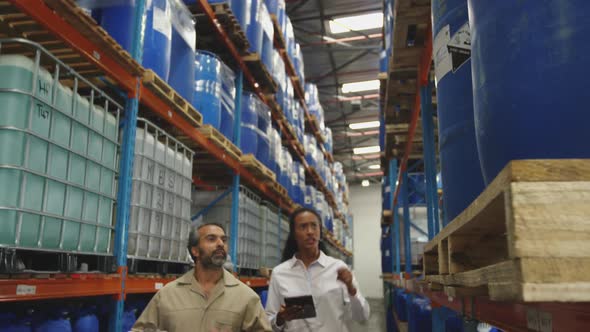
[379,0,590,331]
[0,0,351,329]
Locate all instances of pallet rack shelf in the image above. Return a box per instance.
[0,0,353,329]
[380,0,590,330]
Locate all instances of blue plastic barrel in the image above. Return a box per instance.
[469,0,590,184]
[445,313,464,332]
[381,226,393,273]
[259,3,274,73]
[194,51,222,129]
[290,162,302,203]
[232,0,252,32]
[247,0,263,55]
[98,0,171,80]
[279,147,292,195]
[257,101,271,134]
[194,51,235,140]
[432,0,484,224]
[260,290,268,308]
[394,289,408,321]
[408,297,431,332]
[169,0,196,103]
[121,308,137,332]
[72,307,98,332]
[240,124,258,156]
[380,50,387,73]
[0,313,32,332]
[33,308,72,332]
[241,92,259,126]
[255,127,270,167]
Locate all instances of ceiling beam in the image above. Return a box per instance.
[291,6,382,23]
[310,50,372,83]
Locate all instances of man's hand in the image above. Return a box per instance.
[337,268,357,296]
[276,304,304,326]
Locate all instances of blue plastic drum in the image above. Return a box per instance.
[256,128,270,167]
[241,92,259,126]
[247,0,263,55]
[194,51,222,129]
[240,124,258,156]
[432,0,484,224]
[469,0,590,184]
[169,0,196,103]
[98,0,171,80]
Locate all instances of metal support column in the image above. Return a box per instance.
[109,1,146,331]
[420,82,439,238]
[402,170,412,274]
[388,159,398,272]
[393,206,401,275]
[229,70,243,266]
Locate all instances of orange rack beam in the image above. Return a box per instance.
[0,274,121,302]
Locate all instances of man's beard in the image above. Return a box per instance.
[199,247,226,268]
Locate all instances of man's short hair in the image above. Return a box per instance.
[187,222,226,261]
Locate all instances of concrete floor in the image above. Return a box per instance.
[349,298,387,332]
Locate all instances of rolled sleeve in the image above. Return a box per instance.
[349,277,370,322]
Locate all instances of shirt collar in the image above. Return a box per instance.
[177,268,240,290]
[290,250,328,268]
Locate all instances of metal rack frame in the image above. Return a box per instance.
[0,1,353,330]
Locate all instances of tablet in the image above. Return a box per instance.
[284,295,317,319]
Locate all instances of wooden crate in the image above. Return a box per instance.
[423,159,590,301]
[142,70,203,127]
[240,154,276,182]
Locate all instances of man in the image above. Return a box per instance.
[133,223,272,332]
[265,208,370,331]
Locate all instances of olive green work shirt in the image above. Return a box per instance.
[132,269,271,332]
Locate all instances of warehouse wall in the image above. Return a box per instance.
[349,183,384,299]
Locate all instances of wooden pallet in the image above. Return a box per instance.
[240,154,276,182]
[197,125,242,161]
[270,15,286,50]
[142,70,203,127]
[388,0,430,77]
[190,2,249,54]
[0,2,132,78]
[423,159,590,302]
[268,181,288,200]
[41,0,143,75]
[243,53,277,94]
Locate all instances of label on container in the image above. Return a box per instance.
[433,25,452,83]
[153,6,172,40]
[433,22,471,83]
[447,22,471,72]
[16,285,36,296]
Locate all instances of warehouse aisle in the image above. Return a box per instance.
[349,298,386,332]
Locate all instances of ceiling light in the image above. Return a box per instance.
[329,12,384,34]
[361,180,370,187]
[341,80,380,93]
[353,145,380,155]
[349,120,380,130]
[368,164,381,170]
